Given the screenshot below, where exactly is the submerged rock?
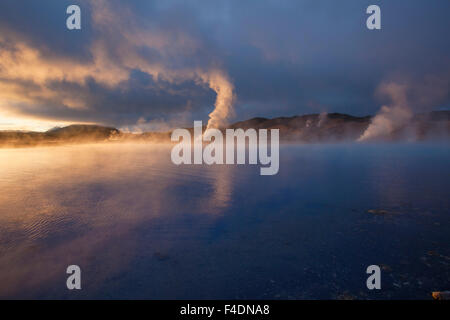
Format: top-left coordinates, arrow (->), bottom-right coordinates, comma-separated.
153,252 -> 170,261
432,291 -> 450,300
367,209 -> 389,215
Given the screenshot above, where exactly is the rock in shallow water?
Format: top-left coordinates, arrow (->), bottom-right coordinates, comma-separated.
432,291 -> 450,300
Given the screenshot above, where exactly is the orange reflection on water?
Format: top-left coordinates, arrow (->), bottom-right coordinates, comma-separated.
0,143 -> 236,298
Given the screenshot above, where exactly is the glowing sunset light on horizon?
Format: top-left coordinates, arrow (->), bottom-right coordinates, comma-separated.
0,111 -> 95,132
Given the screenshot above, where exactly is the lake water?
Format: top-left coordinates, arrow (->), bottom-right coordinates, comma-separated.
0,143 -> 449,299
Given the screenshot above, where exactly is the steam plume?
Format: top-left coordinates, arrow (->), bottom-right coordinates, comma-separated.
201,70 -> 236,130
358,82 -> 412,141
359,75 -> 449,141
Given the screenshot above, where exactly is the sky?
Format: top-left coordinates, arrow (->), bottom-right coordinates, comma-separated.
0,0 -> 449,131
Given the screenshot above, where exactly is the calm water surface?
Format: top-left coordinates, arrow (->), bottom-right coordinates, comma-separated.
0,143 -> 449,299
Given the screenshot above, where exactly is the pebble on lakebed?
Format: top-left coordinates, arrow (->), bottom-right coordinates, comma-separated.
153,252 -> 170,261
367,209 -> 389,215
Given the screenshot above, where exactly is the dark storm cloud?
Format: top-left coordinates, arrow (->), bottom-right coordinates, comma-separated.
0,0 -> 449,128
0,0 -> 95,61
222,0 -> 450,117
12,75 -> 213,124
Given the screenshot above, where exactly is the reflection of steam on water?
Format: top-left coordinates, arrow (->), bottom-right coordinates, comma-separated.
206,165 -> 234,212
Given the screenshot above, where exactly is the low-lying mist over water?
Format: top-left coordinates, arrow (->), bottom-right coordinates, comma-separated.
0,143 -> 448,299
1,111 -> 449,148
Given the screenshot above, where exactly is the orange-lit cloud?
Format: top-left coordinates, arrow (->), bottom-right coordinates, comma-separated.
0,0 -> 235,131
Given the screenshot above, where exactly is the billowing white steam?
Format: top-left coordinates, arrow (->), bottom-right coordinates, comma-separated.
359,75 -> 449,141
200,70 -> 235,130
318,112 -> 328,127
358,82 -> 412,141
93,0 -> 236,132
